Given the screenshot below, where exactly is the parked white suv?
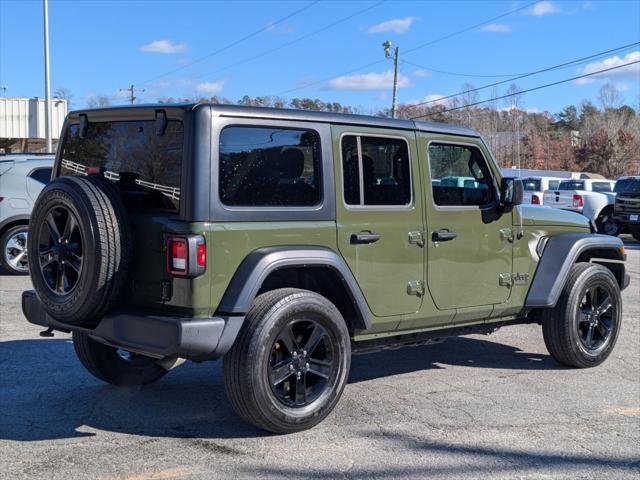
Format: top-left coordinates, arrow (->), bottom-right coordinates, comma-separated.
0,154 -> 54,274
521,176 -> 563,205
543,178 -> 618,235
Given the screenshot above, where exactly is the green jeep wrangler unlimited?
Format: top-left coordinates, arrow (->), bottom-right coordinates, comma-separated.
22,104 -> 629,433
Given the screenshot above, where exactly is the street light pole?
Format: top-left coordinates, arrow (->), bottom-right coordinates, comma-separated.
43,0 -> 53,153
383,41 -> 400,118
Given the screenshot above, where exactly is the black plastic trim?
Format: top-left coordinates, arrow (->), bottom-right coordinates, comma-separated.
22,290 -> 241,360
525,233 -> 626,308
218,246 -> 372,330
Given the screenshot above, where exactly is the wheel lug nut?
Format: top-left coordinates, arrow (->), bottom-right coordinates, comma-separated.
303,350 -> 307,356
289,364 -> 294,370
305,363 -> 309,369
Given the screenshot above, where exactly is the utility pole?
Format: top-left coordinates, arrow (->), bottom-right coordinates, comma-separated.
120,84 -> 144,104
43,0 -> 53,153
383,41 -> 400,118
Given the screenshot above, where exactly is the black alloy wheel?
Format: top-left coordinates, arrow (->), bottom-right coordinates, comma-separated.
268,319 -> 338,408
576,285 -> 616,355
37,206 -> 83,295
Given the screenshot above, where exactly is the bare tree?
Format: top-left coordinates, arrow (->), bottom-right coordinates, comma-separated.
86,95 -> 112,108
54,87 -> 73,109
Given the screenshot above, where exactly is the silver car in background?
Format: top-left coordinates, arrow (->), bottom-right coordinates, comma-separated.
0,154 -> 54,274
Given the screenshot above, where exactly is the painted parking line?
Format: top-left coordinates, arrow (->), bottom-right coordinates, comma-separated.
603,407 -> 640,415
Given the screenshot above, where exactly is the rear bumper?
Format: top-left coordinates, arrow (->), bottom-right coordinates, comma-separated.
21,290 -> 243,361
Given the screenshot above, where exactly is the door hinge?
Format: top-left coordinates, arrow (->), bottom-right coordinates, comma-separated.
498,273 -> 513,287
500,228 -> 514,242
407,280 -> 424,296
408,231 -> 424,247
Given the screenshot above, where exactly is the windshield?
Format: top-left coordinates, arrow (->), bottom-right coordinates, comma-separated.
523,178 -> 541,191
558,180 -> 584,190
614,178 -> 640,194
59,120 -> 183,212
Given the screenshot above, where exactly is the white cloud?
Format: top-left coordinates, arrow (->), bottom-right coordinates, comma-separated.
367,16 -> 418,34
265,22 -> 296,34
526,1 -> 561,16
410,94 -> 447,106
412,69 -> 432,78
480,23 -> 511,33
575,51 -> 640,85
328,70 -> 410,90
195,81 -> 225,93
140,40 -> 187,54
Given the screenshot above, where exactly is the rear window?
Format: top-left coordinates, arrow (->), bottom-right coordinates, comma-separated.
614,178 -> 640,194
523,178 -> 541,191
219,126 -> 321,207
592,182 -> 612,192
59,120 -> 184,212
548,180 -> 560,190
558,180 -> 584,190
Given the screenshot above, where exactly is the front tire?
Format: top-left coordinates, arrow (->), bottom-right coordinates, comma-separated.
72,332 -> 168,387
542,263 -> 622,368
595,210 -> 620,236
224,288 -> 351,433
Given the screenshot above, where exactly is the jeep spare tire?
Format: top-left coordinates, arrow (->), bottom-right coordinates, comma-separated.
27,176 -> 132,327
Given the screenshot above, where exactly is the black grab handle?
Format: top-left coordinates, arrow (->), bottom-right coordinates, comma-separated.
432,230 -> 457,242
350,232 -> 381,244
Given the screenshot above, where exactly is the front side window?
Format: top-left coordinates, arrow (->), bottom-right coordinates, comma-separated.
341,134 -> 411,206
60,120 -> 183,212
428,143 -> 494,207
219,126 -> 321,207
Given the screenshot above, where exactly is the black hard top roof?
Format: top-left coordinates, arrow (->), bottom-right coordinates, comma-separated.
68,103 -> 481,138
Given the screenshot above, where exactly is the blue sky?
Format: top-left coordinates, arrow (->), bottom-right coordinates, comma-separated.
1,0 -> 639,114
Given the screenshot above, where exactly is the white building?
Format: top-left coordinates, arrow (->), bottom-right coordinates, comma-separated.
0,97 -> 68,153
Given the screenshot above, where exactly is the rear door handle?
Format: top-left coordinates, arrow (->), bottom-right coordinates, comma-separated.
351,232 -> 381,244
432,230 -> 457,242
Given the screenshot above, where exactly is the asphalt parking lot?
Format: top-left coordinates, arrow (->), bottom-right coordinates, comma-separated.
1,236 -> 638,480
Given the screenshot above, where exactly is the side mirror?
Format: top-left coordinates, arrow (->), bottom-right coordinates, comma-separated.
500,177 -> 523,206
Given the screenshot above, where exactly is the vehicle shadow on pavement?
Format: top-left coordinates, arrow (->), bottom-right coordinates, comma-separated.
0,334 -> 561,442
248,431 -> 640,478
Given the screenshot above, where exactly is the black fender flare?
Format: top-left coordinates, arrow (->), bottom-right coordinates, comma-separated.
218,246 -> 372,330
525,233 -> 626,308
0,214 -> 30,233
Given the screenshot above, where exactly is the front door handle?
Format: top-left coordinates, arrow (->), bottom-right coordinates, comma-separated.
351,232 -> 381,244
432,230 -> 457,242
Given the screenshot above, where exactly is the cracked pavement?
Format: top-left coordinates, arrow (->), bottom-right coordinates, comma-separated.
1,236 -> 638,479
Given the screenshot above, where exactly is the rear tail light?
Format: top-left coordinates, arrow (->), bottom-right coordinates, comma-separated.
573,194 -> 583,208
166,235 -> 206,277
531,195 -> 540,205
0,197 -> 4,203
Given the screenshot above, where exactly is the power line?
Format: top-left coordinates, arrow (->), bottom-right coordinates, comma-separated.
406,41 -> 640,110
275,1 -> 540,96
137,0 -> 321,86
410,60 -> 640,119
199,1 -> 385,80
402,59 -> 525,78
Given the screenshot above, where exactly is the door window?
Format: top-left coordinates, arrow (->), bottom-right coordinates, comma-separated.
341,134 -> 411,206
428,143 -> 494,207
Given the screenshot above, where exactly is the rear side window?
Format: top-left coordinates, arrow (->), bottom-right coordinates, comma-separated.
559,180 -> 584,190
592,182 -> 612,192
60,120 -> 183,212
341,134 -> 411,206
428,143 -> 494,207
29,167 -> 52,184
219,126 -> 321,207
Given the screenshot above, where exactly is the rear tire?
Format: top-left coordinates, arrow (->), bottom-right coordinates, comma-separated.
224,288 -> 351,433
542,262 -> 622,368
72,331 -> 168,387
0,225 -> 29,275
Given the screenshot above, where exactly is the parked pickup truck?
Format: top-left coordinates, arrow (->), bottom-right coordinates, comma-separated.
522,176 -> 563,205
543,179 -> 618,235
613,176 -> 640,241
